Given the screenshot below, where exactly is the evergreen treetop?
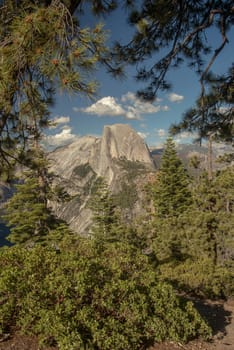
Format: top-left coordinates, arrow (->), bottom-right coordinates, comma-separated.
153,138 -> 192,218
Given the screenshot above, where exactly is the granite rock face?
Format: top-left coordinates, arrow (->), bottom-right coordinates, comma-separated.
50,124 -> 154,182
49,124 -> 155,234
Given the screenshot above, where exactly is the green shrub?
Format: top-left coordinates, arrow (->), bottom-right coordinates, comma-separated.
158,257 -> 234,299
116,158 -> 147,180
0,242 -> 211,350
113,182 -> 138,209
72,164 -> 94,178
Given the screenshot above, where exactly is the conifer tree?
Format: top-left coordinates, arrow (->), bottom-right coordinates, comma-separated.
153,138 -> 192,218
170,67 -> 234,144
114,1 -> 233,139
4,176 -> 51,245
116,1 -> 233,96
4,167 -> 72,246
0,0 -> 116,174
153,166 -> 234,298
89,178 -> 124,246
189,167 -> 234,265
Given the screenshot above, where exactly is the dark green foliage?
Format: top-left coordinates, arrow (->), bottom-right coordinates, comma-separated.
0,241 -> 211,350
146,138 -> 234,298
0,0 -> 114,172
170,68 -> 234,143
113,182 -> 138,209
114,1 -> 233,97
52,184 -> 71,202
72,163 -> 94,178
152,166 -> 234,298
89,178 -> 124,245
3,172 -> 72,246
191,168 -> 234,265
217,152 -> 234,164
116,157 -> 147,180
153,138 -> 192,218
158,257 -> 234,299
4,177 -> 52,244
113,1 -> 234,139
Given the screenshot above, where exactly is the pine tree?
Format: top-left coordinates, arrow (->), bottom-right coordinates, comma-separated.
190,167 -> 234,265
3,167 -> 72,246
153,138 -> 192,218
89,178 -> 124,246
114,2 -> 233,99
0,0 -> 115,173
153,167 -> 234,298
113,1 -> 233,140
170,68 -> 234,144
4,176 -> 52,245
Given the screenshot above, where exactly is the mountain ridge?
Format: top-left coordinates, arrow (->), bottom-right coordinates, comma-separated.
49,124 -> 155,233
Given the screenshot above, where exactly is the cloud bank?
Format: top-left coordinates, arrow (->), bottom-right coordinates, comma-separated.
44,126 -> 77,148
44,115 -> 78,149
74,92 -> 169,120
167,93 -> 184,103
49,115 -> 71,129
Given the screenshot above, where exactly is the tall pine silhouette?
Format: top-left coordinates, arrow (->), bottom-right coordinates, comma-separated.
153,138 -> 192,218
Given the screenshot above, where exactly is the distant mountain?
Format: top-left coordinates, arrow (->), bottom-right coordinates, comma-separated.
50,124 -> 154,186
150,142 -> 233,172
49,124 -> 155,234
1,124 -> 232,238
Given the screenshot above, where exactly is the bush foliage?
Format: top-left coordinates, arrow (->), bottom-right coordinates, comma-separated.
1,140 -> 233,349
0,241 -> 211,350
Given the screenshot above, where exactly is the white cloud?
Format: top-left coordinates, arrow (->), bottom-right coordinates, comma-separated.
121,91 -> 136,103
180,131 -> 193,139
122,91 -> 162,104
125,108 -> 140,120
44,127 -> 77,148
122,92 -> 161,114
79,96 -> 125,117
173,131 -> 198,144
74,92 -> 169,121
60,125 -> 71,131
167,93 -> 184,103
49,116 -> 70,128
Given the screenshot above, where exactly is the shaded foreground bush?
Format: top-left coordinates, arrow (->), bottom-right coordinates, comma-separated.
0,241 -> 211,350
158,257 -> 234,299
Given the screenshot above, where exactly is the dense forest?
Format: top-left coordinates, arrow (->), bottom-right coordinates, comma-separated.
0,138 -> 233,349
0,1 -> 233,349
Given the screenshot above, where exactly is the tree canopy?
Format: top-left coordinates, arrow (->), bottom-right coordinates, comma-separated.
114,0 -> 234,141
0,0 -> 117,175
0,0 -> 233,173
115,1 -> 233,97
170,66 -> 234,143
153,138 -> 192,218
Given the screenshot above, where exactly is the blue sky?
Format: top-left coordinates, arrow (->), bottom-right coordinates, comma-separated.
45,5 -> 233,149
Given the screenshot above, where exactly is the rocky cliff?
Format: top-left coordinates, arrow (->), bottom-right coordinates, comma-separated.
49,124 -> 155,234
